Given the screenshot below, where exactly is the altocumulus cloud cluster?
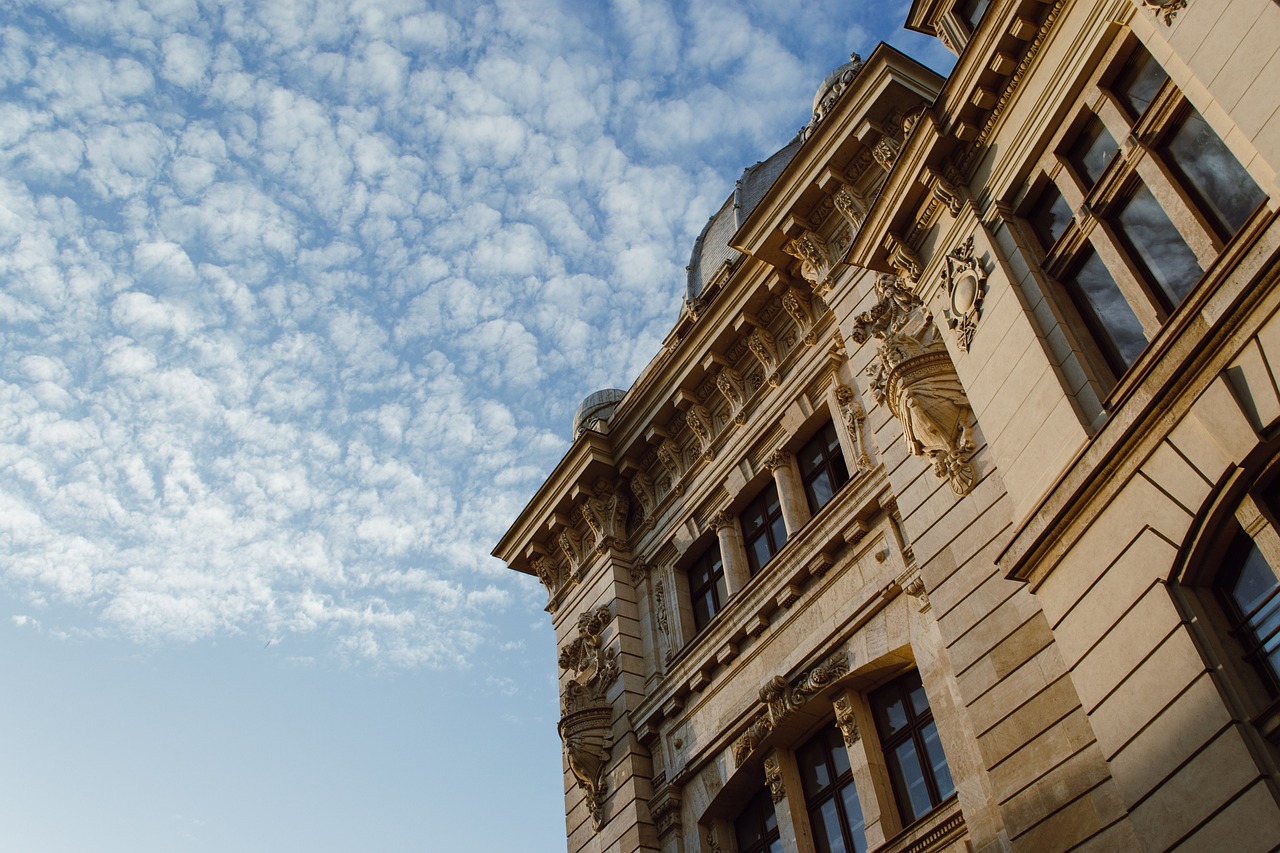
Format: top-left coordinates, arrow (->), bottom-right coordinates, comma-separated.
0,0 -> 895,666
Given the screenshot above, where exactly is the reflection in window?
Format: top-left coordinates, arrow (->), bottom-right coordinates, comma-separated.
688,544 -> 726,632
798,423 -> 851,515
1218,527 -> 1280,697
798,726 -> 867,853
1063,247 -> 1148,372
870,671 -> 955,826
1068,115 -> 1119,187
1027,182 -> 1072,252
1112,46 -> 1169,118
734,786 -> 783,853
1112,181 -> 1203,307
1163,107 -> 1266,238
742,482 -> 788,576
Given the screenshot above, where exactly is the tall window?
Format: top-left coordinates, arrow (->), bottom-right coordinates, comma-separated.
742,482 -> 788,575
798,423 -> 852,514
734,786 -> 783,853
1024,42 -> 1266,385
1212,481 -> 1280,702
688,543 -> 727,632
869,671 -> 955,825
797,726 -> 867,853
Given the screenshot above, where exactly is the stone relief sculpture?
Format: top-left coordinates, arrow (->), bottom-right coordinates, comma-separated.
872,135 -> 901,172
630,472 -> 656,524
782,286 -> 817,346
579,484 -> 630,552
652,577 -> 673,664
686,404 -> 715,461
833,695 -> 860,746
851,274 -> 978,496
657,439 -> 684,496
558,604 -> 620,831
833,184 -> 864,230
1141,0 -> 1185,25
834,383 -> 873,474
558,528 -> 585,578
783,231 -> 834,296
760,651 -> 850,725
764,752 -> 785,803
747,328 -> 781,387
732,711 -> 774,767
888,238 -> 922,284
715,367 -> 747,425
941,235 -> 988,352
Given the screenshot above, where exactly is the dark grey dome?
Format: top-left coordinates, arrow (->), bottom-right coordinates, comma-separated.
807,53 -> 864,138
684,134 -> 803,307
572,389 -> 626,438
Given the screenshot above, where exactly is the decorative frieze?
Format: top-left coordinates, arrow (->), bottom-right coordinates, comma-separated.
851,274 -> 978,496
941,235 -> 988,352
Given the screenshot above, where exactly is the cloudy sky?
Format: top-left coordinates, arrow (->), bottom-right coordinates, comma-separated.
0,1 -> 951,850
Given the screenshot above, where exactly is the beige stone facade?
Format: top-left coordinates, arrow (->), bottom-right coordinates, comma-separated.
493,1 -> 1280,851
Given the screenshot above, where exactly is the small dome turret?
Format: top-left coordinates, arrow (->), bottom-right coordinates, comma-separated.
572,389 -> 626,438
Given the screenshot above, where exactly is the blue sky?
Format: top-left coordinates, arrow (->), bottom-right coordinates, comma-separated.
0,1 -> 951,850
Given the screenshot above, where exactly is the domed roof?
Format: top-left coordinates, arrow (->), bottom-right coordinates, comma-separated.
572,388 -> 626,438
684,134 -> 803,307
807,53 -> 864,139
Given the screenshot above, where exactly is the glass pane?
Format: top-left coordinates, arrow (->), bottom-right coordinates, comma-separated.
920,721 -> 955,800
1230,541 -> 1276,615
693,589 -> 715,630
1113,181 -> 1203,307
1068,116 -> 1119,187
811,799 -> 847,853
908,680 -> 930,717
798,736 -> 833,796
748,536 -> 772,575
892,738 -> 934,823
839,781 -> 868,853
809,470 -> 835,511
1064,247 -> 1148,370
1028,182 -> 1072,251
1113,47 -> 1168,119
875,690 -> 909,737
1164,108 -> 1265,238
742,503 -> 766,537
735,787 -> 778,853
770,514 -> 788,552
828,730 -> 851,778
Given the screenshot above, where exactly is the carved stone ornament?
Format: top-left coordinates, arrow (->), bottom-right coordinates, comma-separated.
630,472 -> 656,522
851,274 -> 978,496
732,710 -> 775,767
1141,0 -> 1186,25
760,651 -> 851,726
805,53 -> 864,139
834,384 -> 873,474
941,235 -> 988,352
648,781 -> 682,837
558,528 -> 586,578
532,555 -> 566,613
653,577 -> 673,663
783,230 -> 834,296
715,366 -> 748,425
764,448 -> 789,474
888,238 -> 922,283
657,439 -> 684,496
764,752 -> 786,803
747,328 -> 781,387
834,695 -> 860,746
686,404 -> 715,461
833,184 -> 864,230
558,605 -> 620,832
872,135 -> 901,172
579,483 -> 630,552
782,286 -> 818,346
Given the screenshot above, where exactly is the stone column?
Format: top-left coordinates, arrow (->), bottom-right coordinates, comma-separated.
766,449 -> 811,533
712,510 -> 752,595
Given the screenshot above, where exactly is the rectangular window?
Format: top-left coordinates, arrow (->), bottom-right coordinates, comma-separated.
798,423 -> 851,514
1161,107 -> 1266,239
734,786 -> 783,853
954,0 -> 991,30
688,544 -> 727,632
742,482 -> 788,576
1062,247 -> 1148,372
870,671 -> 955,826
798,726 -> 867,853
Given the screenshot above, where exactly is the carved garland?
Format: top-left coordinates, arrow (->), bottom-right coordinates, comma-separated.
834,384 -> 873,474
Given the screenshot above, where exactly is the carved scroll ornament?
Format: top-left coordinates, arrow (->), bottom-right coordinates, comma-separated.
715,367 -> 747,425
760,651 -> 850,726
782,286 -> 817,346
851,275 -> 977,496
558,605 -> 620,831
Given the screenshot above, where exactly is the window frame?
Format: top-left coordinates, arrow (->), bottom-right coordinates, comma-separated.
797,724 -> 868,853
868,670 -> 956,827
797,421 -> 853,516
741,481 -> 788,576
733,785 -> 783,853
686,541 -> 727,633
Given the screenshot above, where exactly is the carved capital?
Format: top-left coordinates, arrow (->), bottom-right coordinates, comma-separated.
764,448 -> 789,474
764,752 -> 785,803
834,383 -> 872,474
833,695 -> 860,746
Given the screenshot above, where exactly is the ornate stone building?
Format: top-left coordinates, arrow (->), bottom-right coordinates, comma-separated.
493,1 -> 1280,850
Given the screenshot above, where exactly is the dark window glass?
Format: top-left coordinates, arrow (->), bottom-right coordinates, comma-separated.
1062,247 -> 1148,372
1112,180 -> 1203,307
1112,46 -> 1169,119
798,423 -> 851,514
1162,107 -> 1266,239
735,786 -> 783,853
1027,182 -> 1073,252
871,671 -> 955,826
798,726 -> 866,853
1068,115 -> 1119,188
688,544 -> 727,632
1218,529 -> 1280,697
955,0 -> 991,29
742,482 -> 787,575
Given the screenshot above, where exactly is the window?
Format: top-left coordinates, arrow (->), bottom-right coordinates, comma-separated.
954,0 -> 991,30
798,422 -> 852,514
798,726 -> 867,853
1217,519 -> 1280,699
734,786 -> 783,853
688,543 -> 727,632
869,671 -> 955,825
742,482 -> 788,575
1024,42 -> 1266,387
